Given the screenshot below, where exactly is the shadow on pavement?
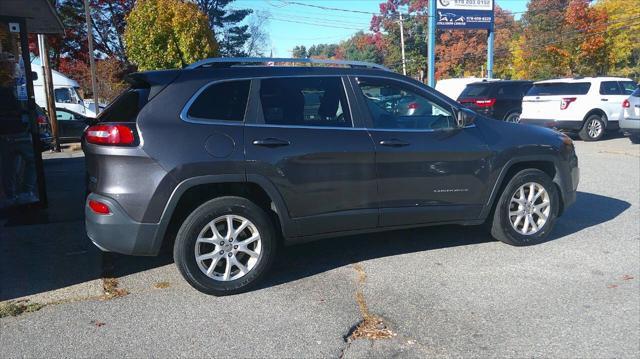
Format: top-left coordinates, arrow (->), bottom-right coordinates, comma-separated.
0,154 -> 632,300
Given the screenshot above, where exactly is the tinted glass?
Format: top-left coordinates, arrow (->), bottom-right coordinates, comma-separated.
459,84 -> 491,98
619,81 -> 637,95
357,78 -> 456,130
600,81 -> 621,95
188,80 -> 250,122
527,82 -> 591,96
54,88 -> 72,103
259,77 -> 351,127
632,87 -> 640,97
98,89 -> 143,123
496,83 -> 530,98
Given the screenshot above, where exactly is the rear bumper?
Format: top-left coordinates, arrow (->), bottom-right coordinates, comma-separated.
520,119 -> 583,131
85,193 -> 161,256
620,117 -> 640,131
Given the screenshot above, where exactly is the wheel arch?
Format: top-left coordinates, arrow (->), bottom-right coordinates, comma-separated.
151,175 -> 294,255
583,108 -> 608,126
481,157 -> 566,221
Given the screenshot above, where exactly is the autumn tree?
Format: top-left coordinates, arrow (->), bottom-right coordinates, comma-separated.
564,0 -> 608,76
124,0 -> 218,71
596,0 -> 640,79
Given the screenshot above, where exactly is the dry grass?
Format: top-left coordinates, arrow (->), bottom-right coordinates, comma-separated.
102,277 -> 129,299
0,300 -> 45,318
347,264 -> 395,341
154,281 -> 171,289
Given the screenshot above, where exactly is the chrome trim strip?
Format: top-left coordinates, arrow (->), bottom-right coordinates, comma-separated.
245,123 -> 366,131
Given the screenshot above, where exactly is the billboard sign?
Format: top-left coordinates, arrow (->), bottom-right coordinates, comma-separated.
436,0 -> 494,30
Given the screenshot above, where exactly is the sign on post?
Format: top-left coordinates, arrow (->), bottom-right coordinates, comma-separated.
435,0 -> 494,30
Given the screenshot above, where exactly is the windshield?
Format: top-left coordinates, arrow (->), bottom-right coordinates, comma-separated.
527,82 -> 591,96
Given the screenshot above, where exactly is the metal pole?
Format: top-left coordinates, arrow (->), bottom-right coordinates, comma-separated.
427,0 -> 436,87
38,34 -> 60,152
84,0 -> 100,115
487,28 -> 494,79
398,12 -> 407,76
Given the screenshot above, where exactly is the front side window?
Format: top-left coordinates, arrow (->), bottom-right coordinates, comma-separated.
259,77 -> 351,127
357,78 -> 456,130
187,80 -> 250,122
600,81 -> 621,95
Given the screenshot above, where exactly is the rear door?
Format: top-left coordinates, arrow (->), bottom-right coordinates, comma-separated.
244,76 -> 378,237
351,76 -> 492,227
521,82 -> 591,121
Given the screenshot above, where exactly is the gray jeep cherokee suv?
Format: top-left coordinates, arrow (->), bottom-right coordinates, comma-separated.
83,58 -> 579,295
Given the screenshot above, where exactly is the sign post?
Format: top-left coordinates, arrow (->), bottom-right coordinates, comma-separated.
432,0 -> 495,82
427,0 -> 436,87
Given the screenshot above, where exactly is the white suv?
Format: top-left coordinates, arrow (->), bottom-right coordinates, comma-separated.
621,87 -> 640,143
520,77 -> 637,141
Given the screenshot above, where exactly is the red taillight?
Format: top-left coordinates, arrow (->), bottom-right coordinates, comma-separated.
474,98 -> 496,107
85,124 -> 135,145
407,102 -> 418,110
560,97 -> 577,110
623,99 -> 630,108
37,115 -> 48,125
88,200 -> 111,215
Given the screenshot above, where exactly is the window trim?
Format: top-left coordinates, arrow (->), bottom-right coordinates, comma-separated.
350,75 -> 461,132
180,78 -> 251,125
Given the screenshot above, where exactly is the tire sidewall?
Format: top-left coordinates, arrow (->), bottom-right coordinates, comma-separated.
174,197 -> 276,295
495,170 -> 559,246
504,111 -> 521,123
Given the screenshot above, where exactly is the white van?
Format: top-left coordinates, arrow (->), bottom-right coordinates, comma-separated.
31,57 -> 97,118
520,77 -> 636,141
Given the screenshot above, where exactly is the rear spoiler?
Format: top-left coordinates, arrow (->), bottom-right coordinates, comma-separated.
124,70 -> 181,100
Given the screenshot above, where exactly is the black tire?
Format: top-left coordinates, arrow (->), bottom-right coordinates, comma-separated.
504,111 -> 521,123
490,169 -> 559,246
174,196 -> 277,295
578,114 -> 606,141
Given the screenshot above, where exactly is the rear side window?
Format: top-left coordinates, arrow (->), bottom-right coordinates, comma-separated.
187,80 -> 250,121
459,84 -> 491,98
527,82 -> 591,96
632,87 -> 640,97
600,81 -> 621,95
496,83 -> 531,98
98,89 -> 145,122
620,81 -> 637,95
259,77 -> 351,128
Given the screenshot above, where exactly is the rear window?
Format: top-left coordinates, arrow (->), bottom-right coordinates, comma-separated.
527,82 -> 591,96
459,84 -> 491,98
98,89 -> 146,122
187,80 -> 250,122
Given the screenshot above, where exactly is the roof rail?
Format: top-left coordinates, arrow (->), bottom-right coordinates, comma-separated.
185,57 -> 390,71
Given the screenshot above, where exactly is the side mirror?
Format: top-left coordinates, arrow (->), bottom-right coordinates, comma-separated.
31,71 -> 38,81
455,108 -> 476,128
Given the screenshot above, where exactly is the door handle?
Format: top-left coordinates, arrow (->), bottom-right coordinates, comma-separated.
601,98 -> 609,102
252,138 -> 291,147
379,139 -> 410,147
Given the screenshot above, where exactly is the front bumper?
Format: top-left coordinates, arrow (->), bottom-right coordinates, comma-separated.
85,193 -> 161,256
520,119 -> 583,131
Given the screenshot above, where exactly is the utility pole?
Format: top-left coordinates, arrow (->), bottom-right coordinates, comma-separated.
427,0 -> 436,87
84,0 -> 100,115
487,28 -> 494,79
37,34 -> 59,152
398,12 -> 407,76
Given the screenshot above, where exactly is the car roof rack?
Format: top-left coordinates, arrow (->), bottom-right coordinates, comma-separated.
186,57 -> 390,71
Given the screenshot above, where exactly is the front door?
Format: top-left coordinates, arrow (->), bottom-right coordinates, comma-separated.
351,76 -> 492,227
56,109 -> 88,141
244,76 -> 378,237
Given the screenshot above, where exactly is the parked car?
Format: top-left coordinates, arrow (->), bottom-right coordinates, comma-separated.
55,108 -> 93,143
435,77 -> 497,100
621,86 -> 640,143
83,58 -> 579,295
457,80 -> 533,123
520,77 -> 637,141
34,106 -> 53,151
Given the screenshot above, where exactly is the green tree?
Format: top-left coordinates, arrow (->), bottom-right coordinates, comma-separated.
194,0 -> 252,57
291,45 -> 307,58
124,0 -> 218,71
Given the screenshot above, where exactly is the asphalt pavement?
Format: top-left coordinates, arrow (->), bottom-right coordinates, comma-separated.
1,136 -> 638,358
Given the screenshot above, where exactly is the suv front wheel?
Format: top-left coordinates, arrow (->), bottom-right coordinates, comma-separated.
490,169 -> 559,246
174,196 -> 277,295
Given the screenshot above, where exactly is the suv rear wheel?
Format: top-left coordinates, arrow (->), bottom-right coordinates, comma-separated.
174,196 -> 277,295
504,111 -> 521,123
578,114 -> 605,141
490,169 -> 559,246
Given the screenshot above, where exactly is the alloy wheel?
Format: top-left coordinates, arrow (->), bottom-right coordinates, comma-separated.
194,215 -> 262,281
508,182 -> 551,235
587,118 -> 603,139
506,113 -> 521,123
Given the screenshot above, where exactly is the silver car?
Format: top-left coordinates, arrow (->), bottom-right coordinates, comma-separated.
621,86 -> 640,143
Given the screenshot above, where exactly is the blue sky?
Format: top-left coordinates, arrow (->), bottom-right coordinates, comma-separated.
234,0 -> 529,57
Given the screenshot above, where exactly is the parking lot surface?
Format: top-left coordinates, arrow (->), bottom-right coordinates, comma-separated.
1,137 -> 639,358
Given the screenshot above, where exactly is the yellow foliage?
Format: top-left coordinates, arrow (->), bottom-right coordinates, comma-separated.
124,0 -> 218,71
